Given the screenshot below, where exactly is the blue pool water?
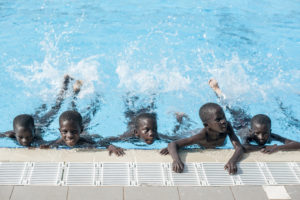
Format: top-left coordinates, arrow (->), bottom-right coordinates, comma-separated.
0,0 -> 299,149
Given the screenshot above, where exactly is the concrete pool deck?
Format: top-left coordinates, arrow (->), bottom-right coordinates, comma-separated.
1,148 -> 300,162
1,149 -> 300,200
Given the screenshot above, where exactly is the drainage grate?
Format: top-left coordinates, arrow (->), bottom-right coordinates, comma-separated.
170,163 -> 200,186
26,162 -> 63,185
202,163 -> 235,186
0,162 -> 300,186
62,162 -> 97,186
293,162 -> 300,181
0,162 -> 28,185
136,163 -> 164,186
265,162 -> 300,185
237,163 -> 267,185
101,163 -> 130,186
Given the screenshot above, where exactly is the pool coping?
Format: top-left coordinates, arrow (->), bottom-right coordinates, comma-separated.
0,148 -> 300,162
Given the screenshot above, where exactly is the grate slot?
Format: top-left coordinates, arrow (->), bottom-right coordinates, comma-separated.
237,163 -> 267,185
202,163 -> 234,186
170,163 -> 200,186
266,162 -> 299,185
26,162 -> 63,185
62,162 -> 96,186
102,163 -> 129,186
136,163 -> 164,186
0,162 -> 28,185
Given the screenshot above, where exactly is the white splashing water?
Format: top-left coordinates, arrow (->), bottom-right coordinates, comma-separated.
6,27 -> 102,100
7,55 -> 102,100
116,39 -> 191,94
116,59 -> 191,94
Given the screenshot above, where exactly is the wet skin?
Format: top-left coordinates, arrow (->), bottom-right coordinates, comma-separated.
59,120 -> 82,147
204,109 -> 228,147
250,123 -> 270,146
167,107 -> 243,174
135,117 -> 158,144
14,126 -> 34,147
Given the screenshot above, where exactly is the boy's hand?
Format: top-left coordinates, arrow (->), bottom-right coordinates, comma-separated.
108,145 -> 125,156
160,148 -> 169,155
40,144 -> 50,149
261,144 -> 278,154
172,160 -> 184,173
224,160 -> 238,174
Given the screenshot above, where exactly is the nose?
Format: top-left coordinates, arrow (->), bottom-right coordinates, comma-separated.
66,132 -> 74,139
148,130 -> 155,137
257,134 -> 263,140
220,119 -> 227,125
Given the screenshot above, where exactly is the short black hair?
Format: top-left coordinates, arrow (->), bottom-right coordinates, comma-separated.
251,114 -> 271,128
199,102 -> 223,123
13,114 -> 34,130
134,112 -> 157,128
59,110 -> 83,127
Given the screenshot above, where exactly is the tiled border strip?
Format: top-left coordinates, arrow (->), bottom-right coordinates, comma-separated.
1,162 -> 300,186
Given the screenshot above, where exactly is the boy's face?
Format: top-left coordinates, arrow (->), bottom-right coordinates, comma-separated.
135,117 -> 158,145
14,126 -> 34,147
59,120 -> 82,147
250,122 -> 270,145
206,108 -> 228,133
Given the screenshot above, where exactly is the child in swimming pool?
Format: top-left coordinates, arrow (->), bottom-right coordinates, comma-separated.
165,102 -> 243,174
168,103 -> 243,174
0,75 -> 72,147
100,94 -> 184,152
44,110 -> 124,156
209,78 -> 300,153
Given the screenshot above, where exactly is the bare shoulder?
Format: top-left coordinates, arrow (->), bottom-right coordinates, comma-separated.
79,136 -> 96,145
177,128 -> 206,144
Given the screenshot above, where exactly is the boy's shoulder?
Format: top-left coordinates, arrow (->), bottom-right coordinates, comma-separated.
193,127 -> 209,140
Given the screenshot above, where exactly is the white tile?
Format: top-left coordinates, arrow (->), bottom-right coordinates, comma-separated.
263,186 -> 291,199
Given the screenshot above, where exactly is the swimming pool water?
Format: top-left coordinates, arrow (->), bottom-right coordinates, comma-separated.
0,0 -> 299,149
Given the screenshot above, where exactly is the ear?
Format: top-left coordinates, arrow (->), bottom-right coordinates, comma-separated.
134,129 -> 139,138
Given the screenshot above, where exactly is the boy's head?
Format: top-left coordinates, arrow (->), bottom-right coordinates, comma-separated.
199,103 -> 228,133
250,114 -> 271,145
13,114 -> 35,146
59,110 -> 83,147
134,113 -> 158,145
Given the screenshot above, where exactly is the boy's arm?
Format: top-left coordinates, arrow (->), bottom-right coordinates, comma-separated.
37,75 -> 72,127
238,128 -> 264,152
168,131 -> 205,173
98,135 -> 126,157
261,133 -> 300,154
0,131 -> 15,138
226,124 -> 244,174
40,138 -> 62,149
